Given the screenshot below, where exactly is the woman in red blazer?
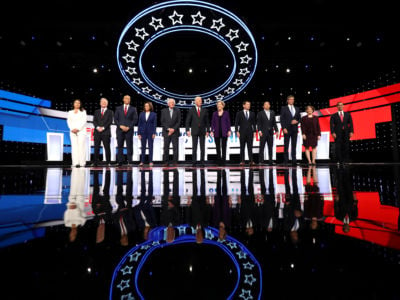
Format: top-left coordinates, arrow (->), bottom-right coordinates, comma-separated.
301,105 -> 321,165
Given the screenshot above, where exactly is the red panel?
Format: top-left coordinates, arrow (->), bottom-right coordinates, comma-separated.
329,83 -> 400,106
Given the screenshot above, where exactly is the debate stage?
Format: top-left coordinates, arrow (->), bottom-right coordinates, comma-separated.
1,162 -> 399,300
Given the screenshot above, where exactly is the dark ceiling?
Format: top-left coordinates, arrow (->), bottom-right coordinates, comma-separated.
1,0 -> 399,109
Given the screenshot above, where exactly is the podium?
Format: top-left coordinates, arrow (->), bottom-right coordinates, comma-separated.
46,132 -> 64,161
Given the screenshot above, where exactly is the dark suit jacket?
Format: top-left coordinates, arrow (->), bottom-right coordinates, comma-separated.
160,107 -> 181,136
93,108 -> 114,136
330,111 -> 354,136
114,105 -> 138,131
235,110 -> 256,134
211,110 -> 231,138
257,110 -> 278,135
280,105 -> 301,130
185,106 -> 210,136
138,112 -> 157,136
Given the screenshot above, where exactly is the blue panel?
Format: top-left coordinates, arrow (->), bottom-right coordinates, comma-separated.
0,89 -> 51,108
0,99 -> 40,114
3,126 -> 50,143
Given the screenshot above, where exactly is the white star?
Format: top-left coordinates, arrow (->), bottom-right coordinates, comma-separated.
235,41 -> 249,52
226,241 -> 237,249
210,18 -> 225,32
177,225 -> 186,235
142,86 -> 152,94
169,10 -> 183,25
224,87 -> 235,94
117,279 -> 130,291
125,40 -> 139,51
233,78 -> 244,86
122,54 -> 135,63
244,274 -> 257,286
239,288 -> 253,300
121,293 -> 135,300
149,17 -> 164,31
239,68 -> 250,76
120,265 -> 133,275
135,27 -> 149,40
152,240 -> 160,246
132,78 -> 143,85
178,100 -> 187,105
240,55 -> 252,64
153,93 -> 162,100
191,11 -> 206,26
203,98 -> 212,104
129,252 -> 142,262
237,251 -> 247,259
125,67 -> 137,75
215,94 -> 224,101
243,262 -> 254,270
140,244 -> 151,250
205,229 -> 214,240
225,29 -> 239,41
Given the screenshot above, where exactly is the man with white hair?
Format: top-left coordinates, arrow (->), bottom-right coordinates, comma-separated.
160,98 -> 181,166
92,97 -> 113,166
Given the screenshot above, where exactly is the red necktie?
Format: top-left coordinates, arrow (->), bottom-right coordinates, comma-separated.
340,112 -> 344,122
124,105 -> 127,116
197,108 -> 200,117
101,109 -> 104,117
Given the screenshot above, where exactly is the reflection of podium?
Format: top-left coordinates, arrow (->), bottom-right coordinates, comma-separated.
46,132 -> 64,161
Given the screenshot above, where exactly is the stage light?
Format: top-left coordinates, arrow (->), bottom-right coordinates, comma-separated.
31,36 -> 35,40
91,35 -> 96,40
189,265 -> 193,272
275,65 -> 279,68
310,36 -> 315,41
286,68 -> 291,73
93,68 -> 98,73
188,68 -> 193,73
307,91 -> 311,94
288,36 -> 292,40
356,42 -> 362,47
290,263 -> 294,269
56,41 -> 62,47
346,37 -> 350,41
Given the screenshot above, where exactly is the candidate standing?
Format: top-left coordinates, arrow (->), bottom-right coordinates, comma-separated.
330,102 -> 354,164
257,101 -> 278,165
186,96 -> 210,166
114,95 -> 138,166
138,102 -> 157,167
92,97 -> 113,166
280,95 -> 301,164
301,105 -> 321,165
160,98 -> 181,166
67,99 -> 87,168
235,100 -> 256,166
211,101 -> 231,164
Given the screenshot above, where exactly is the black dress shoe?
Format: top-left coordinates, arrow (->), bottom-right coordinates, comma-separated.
117,162 -> 123,167
91,162 -> 98,167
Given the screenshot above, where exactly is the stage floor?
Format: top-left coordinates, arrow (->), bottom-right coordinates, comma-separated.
0,164 -> 399,299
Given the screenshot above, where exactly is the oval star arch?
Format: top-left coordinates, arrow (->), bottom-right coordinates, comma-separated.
116,0 -> 258,108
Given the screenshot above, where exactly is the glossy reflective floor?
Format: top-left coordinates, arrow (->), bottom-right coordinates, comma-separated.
1,164 -> 400,300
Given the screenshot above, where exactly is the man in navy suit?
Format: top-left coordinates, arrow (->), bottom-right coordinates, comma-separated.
330,102 -> 354,164
92,97 -> 113,166
114,95 -> 138,166
235,100 -> 256,166
257,101 -> 278,165
280,95 -> 301,164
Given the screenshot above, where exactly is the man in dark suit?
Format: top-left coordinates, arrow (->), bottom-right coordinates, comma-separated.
114,95 -> 138,166
235,100 -> 256,166
161,98 -> 181,166
280,95 -> 301,165
330,101 -> 354,164
257,101 -> 278,165
185,96 -> 210,166
92,97 -> 113,166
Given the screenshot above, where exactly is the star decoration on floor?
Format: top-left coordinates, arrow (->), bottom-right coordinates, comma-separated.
125,40 -> 140,51
226,241 -> 237,249
233,78 -> 244,86
135,27 -> 149,40
125,67 -> 137,75
191,11 -> 206,26
169,10 -> 184,25
224,87 -> 235,94
153,93 -> 162,100
140,244 -> 151,250
149,17 -> 164,31
141,87 -> 152,94
129,252 -> 142,262
237,251 -> 247,259
121,293 -> 135,300
120,265 -> 133,275
243,262 -> 255,270
239,289 -> 253,300
210,18 -> 225,32
244,274 -> 257,286
215,94 -> 224,101
117,279 -> 130,291
239,68 -> 250,76
132,78 -> 143,85
205,229 -> 214,239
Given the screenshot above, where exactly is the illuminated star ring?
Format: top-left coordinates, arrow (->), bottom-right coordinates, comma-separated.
116,0 -> 258,108
110,224 -> 262,299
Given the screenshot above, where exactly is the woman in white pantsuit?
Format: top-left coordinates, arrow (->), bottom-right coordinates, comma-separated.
67,99 -> 87,167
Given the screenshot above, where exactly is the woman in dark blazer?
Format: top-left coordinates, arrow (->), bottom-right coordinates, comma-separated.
211,101 -> 231,164
138,102 -> 157,166
301,105 -> 321,165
